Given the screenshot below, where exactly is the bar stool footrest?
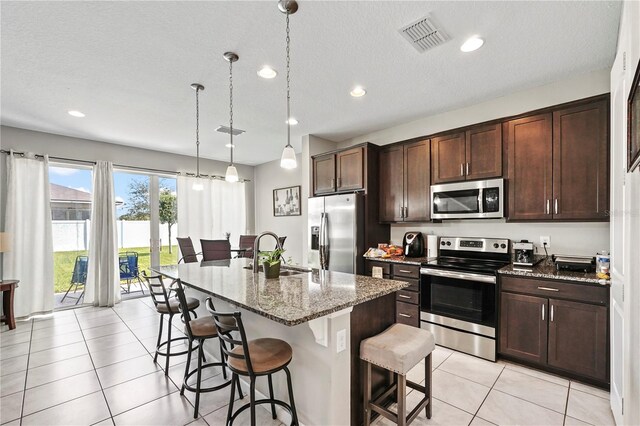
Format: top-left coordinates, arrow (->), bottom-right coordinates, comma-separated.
182,361 -> 232,393
229,399 -> 296,426
155,336 -> 193,357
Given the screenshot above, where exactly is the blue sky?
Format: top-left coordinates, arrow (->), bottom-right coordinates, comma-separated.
49,165 -> 176,217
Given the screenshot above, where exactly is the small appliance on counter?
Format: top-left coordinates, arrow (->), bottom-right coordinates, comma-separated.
403,232 -> 424,257
552,255 -> 596,273
513,240 -> 538,267
426,235 -> 438,259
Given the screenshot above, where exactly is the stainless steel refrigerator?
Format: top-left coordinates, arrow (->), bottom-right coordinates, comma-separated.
308,193 -> 364,274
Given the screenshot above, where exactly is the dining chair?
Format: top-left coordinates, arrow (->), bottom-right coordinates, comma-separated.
238,235 -> 257,258
177,237 -> 200,263
200,239 -> 232,261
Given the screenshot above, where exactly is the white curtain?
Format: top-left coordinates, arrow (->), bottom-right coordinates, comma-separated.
84,161 -> 120,306
3,152 -> 55,317
177,176 -> 247,249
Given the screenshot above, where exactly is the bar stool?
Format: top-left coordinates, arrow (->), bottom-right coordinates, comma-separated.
142,273 -> 200,375
172,281 -> 244,418
360,324 -> 434,426
207,301 -> 299,426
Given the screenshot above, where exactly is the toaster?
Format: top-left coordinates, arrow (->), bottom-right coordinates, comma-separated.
403,232 -> 424,258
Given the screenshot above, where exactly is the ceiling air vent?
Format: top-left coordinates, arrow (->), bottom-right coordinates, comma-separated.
399,14 -> 449,53
215,125 -> 245,136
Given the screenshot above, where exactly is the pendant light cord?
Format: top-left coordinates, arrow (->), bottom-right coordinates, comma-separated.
286,11 -> 291,148
195,86 -> 200,178
229,58 -> 234,166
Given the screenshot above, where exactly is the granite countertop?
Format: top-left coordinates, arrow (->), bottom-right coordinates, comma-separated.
364,256 -> 433,266
153,259 -> 409,326
498,258 -> 610,286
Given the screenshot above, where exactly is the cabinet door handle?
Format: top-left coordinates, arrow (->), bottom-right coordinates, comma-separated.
460,164 -> 464,176
404,207 -> 408,218
546,200 -> 550,215
542,304 -> 545,321
400,205 -> 404,219
330,178 -> 335,188
337,177 -> 342,188
550,305 -> 554,322
398,269 -> 412,273
537,286 -> 559,292
554,199 -> 558,215
398,313 -> 412,318
466,162 -> 470,175
398,294 -> 412,299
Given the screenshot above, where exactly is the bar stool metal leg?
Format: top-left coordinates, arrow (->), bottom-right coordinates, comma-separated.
268,374 -> 277,419
425,354 -> 432,419
249,378 -> 257,425
284,366 -> 299,426
154,313 -> 164,364
165,313 -> 173,373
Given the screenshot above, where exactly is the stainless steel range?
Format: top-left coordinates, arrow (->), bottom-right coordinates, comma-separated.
420,237 -> 510,361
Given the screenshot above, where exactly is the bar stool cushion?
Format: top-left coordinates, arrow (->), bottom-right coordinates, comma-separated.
157,296 -> 199,314
360,324 -> 435,375
186,316 -> 217,337
228,338 -> 292,374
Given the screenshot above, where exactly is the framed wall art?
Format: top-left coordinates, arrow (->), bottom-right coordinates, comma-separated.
273,185 -> 301,217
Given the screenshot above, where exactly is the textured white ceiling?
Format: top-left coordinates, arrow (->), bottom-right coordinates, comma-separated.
1,1 -> 621,165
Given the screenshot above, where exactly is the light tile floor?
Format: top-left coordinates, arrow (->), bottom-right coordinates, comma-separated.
0,299 -> 615,426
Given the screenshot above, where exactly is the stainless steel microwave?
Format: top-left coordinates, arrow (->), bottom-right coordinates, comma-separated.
431,178 -> 504,219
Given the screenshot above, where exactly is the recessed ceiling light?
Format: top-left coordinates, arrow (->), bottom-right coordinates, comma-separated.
460,36 -> 484,52
286,117 -> 299,125
68,110 -> 85,117
225,143 -> 235,148
257,66 -> 277,79
350,86 -> 366,97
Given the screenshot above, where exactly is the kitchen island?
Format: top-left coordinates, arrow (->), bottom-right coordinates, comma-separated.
154,259 -> 409,425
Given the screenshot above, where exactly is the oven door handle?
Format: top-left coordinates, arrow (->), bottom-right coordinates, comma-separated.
420,268 -> 496,284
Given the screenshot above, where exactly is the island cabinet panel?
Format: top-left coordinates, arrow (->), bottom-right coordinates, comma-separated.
465,123 -> 502,180
431,132 -> 466,184
313,153 -> 336,195
378,139 -> 430,223
552,100 -> 609,220
506,113 -> 553,220
379,146 -> 405,222
499,275 -> 610,386
336,147 -> 364,191
548,299 -> 608,382
499,292 -> 548,365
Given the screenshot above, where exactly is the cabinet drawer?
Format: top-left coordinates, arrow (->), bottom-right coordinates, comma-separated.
396,290 -> 419,304
501,276 -> 608,305
365,261 -> 391,277
396,301 -> 420,327
392,264 -> 420,279
397,278 -> 420,292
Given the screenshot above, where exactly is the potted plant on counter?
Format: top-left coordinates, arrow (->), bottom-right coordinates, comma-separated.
259,248 -> 285,279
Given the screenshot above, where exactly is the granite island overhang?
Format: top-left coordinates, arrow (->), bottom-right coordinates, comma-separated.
153,258 -> 409,425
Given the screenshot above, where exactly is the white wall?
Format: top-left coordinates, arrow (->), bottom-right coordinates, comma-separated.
0,125 -> 256,234
253,154 -> 304,265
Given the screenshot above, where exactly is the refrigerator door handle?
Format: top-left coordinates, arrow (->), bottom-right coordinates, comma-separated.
319,212 -> 329,270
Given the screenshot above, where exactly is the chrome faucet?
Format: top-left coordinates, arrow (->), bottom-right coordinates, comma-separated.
253,231 -> 284,273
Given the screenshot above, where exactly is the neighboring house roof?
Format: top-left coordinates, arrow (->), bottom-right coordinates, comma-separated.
50,183 -> 91,204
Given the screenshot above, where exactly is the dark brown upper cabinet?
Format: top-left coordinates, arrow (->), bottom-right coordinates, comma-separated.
507,97 -> 609,221
379,139 -> 430,222
552,100 -> 609,220
431,124 -> 502,184
336,147 -> 364,191
313,153 -> 337,195
311,144 -> 379,197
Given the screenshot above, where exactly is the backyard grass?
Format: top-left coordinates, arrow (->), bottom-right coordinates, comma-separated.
53,246 -> 178,293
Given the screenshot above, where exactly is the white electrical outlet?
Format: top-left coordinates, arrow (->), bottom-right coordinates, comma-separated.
336,329 -> 346,353
540,236 -> 551,248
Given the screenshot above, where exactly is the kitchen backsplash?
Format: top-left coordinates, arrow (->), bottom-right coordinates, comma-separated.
390,220 -> 609,257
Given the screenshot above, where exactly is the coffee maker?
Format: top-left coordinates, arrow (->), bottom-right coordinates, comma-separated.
403,232 -> 424,257
513,240 -> 535,266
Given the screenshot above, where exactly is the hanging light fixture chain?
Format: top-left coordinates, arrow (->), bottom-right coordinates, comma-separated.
195,85 -> 200,178
286,11 -> 291,148
229,58 -> 234,165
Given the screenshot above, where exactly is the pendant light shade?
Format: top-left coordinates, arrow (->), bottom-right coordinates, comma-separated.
225,165 -> 239,182
280,145 -> 297,169
190,83 -> 205,191
279,0 -> 298,170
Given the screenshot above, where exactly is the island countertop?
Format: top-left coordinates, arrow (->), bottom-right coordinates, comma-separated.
153,259 -> 409,326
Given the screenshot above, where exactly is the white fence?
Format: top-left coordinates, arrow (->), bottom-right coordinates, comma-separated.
52,220 -> 177,252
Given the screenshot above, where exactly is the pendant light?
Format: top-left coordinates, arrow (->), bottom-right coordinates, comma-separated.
224,52 -> 239,183
190,83 -> 205,191
279,0 -> 298,169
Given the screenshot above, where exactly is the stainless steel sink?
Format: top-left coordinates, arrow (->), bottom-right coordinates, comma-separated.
243,265 -> 309,276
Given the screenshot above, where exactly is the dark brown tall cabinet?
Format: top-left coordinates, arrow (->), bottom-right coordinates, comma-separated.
431,123 -> 502,184
499,276 -> 609,386
506,97 -> 609,221
379,139 -> 430,222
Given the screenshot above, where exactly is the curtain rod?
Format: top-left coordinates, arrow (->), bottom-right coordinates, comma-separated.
0,149 -> 251,182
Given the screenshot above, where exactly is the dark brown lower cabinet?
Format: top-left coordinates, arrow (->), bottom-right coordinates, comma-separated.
548,299 -> 608,382
499,276 -> 609,386
499,292 -> 548,365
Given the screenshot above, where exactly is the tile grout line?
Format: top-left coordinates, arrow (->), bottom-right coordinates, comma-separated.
468,362 -> 505,425
18,319 -> 34,426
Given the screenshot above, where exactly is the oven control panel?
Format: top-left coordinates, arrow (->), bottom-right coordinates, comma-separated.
440,237 -> 510,254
